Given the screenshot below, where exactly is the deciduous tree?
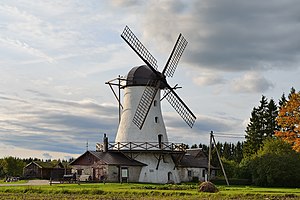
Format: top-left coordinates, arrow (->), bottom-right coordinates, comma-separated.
250,138 -> 300,187
275,90 -> 300,152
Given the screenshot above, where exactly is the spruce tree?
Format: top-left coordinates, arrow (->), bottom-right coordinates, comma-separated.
243,95 -> 278,157
234,141 -> 243,163
265,99 -> 278,137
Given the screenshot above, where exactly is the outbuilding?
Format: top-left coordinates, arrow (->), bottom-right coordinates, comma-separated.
23,160 -> 68,179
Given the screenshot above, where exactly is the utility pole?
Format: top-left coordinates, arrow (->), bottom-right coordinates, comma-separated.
211,132 -> 229,186
208,131 -> 213,181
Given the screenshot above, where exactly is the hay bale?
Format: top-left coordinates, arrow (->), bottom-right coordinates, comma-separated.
198,181 -> 219,193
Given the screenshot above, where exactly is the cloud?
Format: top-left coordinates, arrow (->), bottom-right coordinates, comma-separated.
192,71 -> 226,86
0,93 -> 118,154
0,37 -> 55,63
231,72 -> 274,93
163,112 -> 244,145
141,0 -> 300,72
42,153 -> 52,160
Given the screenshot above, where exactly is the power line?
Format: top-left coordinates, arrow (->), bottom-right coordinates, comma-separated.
213,132 -> 245,139
214,135 -> 245,139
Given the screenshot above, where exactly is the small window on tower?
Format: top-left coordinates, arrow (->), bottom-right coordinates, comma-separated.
155,117 -> 158,123
153,100 -> 157,107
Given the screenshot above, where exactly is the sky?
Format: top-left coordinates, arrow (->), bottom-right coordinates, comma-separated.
0,0 -> 299,160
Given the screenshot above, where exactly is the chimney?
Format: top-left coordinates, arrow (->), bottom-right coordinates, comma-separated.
103,133 -> 108,152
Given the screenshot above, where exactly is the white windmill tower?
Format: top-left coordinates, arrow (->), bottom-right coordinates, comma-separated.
106,26 -> 196,183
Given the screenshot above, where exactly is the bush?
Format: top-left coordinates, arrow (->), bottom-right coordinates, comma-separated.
250,153 -> 300,187
250,138 -> 300,187
198,181 -> 218,193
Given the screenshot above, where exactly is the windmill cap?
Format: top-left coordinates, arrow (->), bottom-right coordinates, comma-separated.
125,65 -> 166,88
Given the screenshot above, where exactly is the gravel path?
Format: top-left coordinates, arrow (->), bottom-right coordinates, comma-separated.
0,179 -> 50,186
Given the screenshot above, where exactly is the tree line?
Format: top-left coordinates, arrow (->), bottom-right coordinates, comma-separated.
0,157 -> 73,178
188,87 -> 300,187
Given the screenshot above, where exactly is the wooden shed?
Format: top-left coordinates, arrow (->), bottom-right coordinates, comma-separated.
23,160 -> 68,179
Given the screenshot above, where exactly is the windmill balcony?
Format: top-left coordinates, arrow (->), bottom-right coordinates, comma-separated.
96,142 -> 187,153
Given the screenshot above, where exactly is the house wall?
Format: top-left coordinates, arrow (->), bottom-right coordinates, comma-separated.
126,152 -> 180,184
178,167 -> 206,182
23,163 -> 42,178
71,164 -> 142,183
127,166 -> 142,182
24,162 -> 66,180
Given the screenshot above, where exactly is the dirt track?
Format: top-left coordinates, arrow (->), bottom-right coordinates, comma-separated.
0,179 -> 49,186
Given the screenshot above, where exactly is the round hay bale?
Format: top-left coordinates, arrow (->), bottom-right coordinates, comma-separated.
198,181 -> 219,193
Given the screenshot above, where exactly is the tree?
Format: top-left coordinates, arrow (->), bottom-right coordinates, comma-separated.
243,96 -> 278,157
233,141 -> 243,163
250,138 -> 300,187
265,99 -> 278,136
0,159 -> 6,178
275,90 -> 300,152
222,142 -> 231,160
279,93 -> 287,108
0,157 -> 26,178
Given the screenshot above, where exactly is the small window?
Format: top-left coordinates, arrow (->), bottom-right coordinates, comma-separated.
77,169 -> 82,175
188,170 -> 192,177
153,100 -> 157,107
155,117 -> 158,123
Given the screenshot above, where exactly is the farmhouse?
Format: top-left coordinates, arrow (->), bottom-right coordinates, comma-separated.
23,160 -> 69,179
70,150 -> 145,182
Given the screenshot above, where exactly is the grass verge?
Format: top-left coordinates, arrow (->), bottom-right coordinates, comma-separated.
0,183 -> 299,200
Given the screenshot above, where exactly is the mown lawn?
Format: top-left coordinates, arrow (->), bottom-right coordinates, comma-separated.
0,180 -> 28,184
0,183 -> 299,199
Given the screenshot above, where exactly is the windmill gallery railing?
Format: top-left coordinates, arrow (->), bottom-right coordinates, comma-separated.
96,142 -> 187,153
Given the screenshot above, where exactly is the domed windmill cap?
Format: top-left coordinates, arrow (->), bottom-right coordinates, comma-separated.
125,65 -> 166,89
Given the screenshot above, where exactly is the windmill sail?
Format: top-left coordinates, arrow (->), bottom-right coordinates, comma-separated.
133,80 -> 160,129
121,26 -> 158,71
162,34 -> 188,78
164,88 -> 196,128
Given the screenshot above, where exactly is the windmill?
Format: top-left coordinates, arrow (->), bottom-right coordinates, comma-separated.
120,26 -> 196,130
105,26 -> 197,183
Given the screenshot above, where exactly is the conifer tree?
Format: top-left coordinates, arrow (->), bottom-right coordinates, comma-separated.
243,95 -> 278,157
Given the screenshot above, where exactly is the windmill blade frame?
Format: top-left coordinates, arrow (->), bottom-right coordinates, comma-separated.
162,34 -> 188,78
132,80 -> 160,129
164,87 -> 196,128
121,26 -> 159,72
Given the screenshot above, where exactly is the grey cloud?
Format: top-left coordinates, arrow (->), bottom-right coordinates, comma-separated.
192,73 -> 226,86
164,113 -> 241,133
42,153 -> 52,159
143,0 -> 300,72
231,72 -> 274,93
111,0 -> 143,7
0,93 -> 118,154
26,89 -> 51,98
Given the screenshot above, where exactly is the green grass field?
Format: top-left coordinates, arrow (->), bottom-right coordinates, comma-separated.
0,183 -> 299,200
0,180 -> 28,184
